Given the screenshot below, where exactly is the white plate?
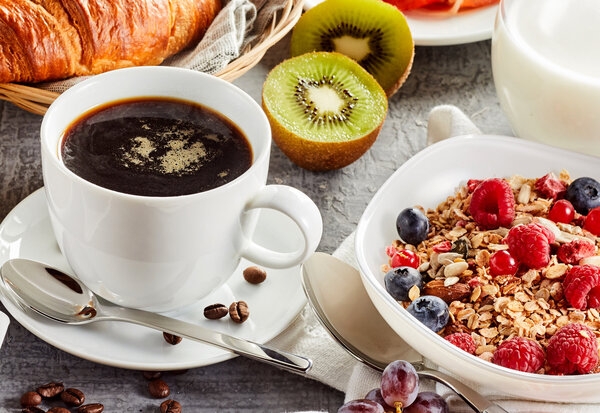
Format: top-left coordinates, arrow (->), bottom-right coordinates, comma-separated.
0,189 -> 307,370
355,135 -> 600,402
302,0 -> 498,46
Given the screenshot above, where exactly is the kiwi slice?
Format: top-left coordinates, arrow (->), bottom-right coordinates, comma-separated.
262,51 -> 387,171
290,0 -> 414,96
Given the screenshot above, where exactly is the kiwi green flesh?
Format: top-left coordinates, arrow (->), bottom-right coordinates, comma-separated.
290,0 -> 413,94
263,52 -> 387,143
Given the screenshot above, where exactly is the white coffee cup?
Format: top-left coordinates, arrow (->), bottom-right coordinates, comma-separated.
41,66 -> 322,312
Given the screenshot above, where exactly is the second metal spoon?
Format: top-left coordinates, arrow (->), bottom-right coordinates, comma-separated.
301,252 -> 508,413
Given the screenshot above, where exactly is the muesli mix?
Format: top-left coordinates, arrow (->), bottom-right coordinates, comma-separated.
384,171 -> 600,375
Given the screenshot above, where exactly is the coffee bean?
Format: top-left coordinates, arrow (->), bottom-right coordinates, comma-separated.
161,399 -> 182,413
78,403 -> 105,413
20,391 -> 41,407
48,408 -> 70,413
148,379 -> 170,398
21,407 -> 44,413
243,266 -> 267,284
37,381 -> 64,398
203,303 -> 228,320
143,370 -> 162,380
229,301 -> 249,323
61,387 -> 85,406
163,332 -> 182,345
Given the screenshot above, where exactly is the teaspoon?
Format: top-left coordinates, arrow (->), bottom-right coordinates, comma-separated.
301,252 -> 508,413
0,258 -> 312,373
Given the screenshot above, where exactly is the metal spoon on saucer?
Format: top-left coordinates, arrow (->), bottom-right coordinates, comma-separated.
0,258 -> 311,373
301,252 -> 508,413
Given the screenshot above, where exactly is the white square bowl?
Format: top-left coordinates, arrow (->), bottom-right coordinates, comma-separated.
355,134 -> 600,402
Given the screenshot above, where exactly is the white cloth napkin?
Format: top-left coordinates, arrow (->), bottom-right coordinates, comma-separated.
270,105 -> 600,413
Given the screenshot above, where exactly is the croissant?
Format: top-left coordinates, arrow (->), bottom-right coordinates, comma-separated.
0,0 -> 221,83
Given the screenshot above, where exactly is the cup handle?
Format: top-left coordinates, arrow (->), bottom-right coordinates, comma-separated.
240,185 -> 322,268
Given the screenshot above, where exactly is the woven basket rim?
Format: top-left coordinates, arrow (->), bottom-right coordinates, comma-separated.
0,0 -> 303,115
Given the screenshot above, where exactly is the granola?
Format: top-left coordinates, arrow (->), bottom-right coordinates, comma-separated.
384,171 -> 600,375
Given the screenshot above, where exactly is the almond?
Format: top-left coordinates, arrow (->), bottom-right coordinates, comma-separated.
424,279 -> 471,304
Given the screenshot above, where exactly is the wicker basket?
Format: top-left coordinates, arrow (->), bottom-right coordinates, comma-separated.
0,0 -> 303,116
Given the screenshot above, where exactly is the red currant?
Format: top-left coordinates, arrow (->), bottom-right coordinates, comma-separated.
584,207 -> 600,236
390,249 -> 420,269
548,199 -> 575,224
489,250 -> 519,277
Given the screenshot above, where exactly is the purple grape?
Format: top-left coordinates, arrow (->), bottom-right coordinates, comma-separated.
364,388 -> 394,412
403,392 -> 449,413
338,399 -> 384,413
381,360 -> 419,409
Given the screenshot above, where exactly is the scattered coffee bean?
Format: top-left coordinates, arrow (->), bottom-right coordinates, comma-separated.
160,399 -> 182,413
148,379 -> 170,398
163,332 -> 182,345
37,381 -> 65,398
48,408 -> 70,413
203,303 -> 228,320
78,403 -> 104,413
21,407 -> 44,413
20,391 -> 42,407
143,371 -> 163,380
243,266 -> 267,284
229,301 -> 249,324
61,387 -> 85,406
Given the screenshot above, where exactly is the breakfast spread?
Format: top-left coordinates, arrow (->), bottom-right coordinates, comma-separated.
385,171 -> 600,374
0,0 -> 220,83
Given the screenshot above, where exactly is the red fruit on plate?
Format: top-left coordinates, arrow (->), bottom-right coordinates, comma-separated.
548,199 -> 575,224
563,265 -> 600,310
390,249 -> 420,269
445,333 -> 476,355
384,0 -> 438,10
433,241 -> 452,252
469,178 -> 515,229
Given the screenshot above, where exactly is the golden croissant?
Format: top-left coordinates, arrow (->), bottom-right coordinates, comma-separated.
0,0 -> 221,83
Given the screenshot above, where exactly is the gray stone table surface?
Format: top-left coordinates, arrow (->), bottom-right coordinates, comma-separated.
0,35 -> 512,411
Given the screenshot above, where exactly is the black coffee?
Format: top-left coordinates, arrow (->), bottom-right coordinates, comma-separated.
61,98 -> 252,197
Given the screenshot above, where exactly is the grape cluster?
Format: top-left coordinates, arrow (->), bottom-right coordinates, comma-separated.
338,360 -> 449,413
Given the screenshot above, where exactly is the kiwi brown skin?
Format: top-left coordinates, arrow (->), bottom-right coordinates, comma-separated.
263,98 -> 386,171
387,44 -> 414,97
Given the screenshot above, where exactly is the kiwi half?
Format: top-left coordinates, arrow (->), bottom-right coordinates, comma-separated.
290,0 -> 414,96
262,52 -> 387,171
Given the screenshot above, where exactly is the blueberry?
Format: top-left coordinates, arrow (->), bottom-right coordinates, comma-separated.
406,295 -> 449,333
384,266 -> 422,301
565,177 -> 600,215
396,208 -> 429,246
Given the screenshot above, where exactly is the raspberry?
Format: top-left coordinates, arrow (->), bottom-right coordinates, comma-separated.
492,337 -> 545,373
444,333 -> 476,355
432,241 -> 451,253
535,173 -> 567,200
547,323 -> 598,374
469,178 -> 515,229
584,207 -> 600,236
557,239 -> 596,264
548,199 -> 575,224
563,265 -> 600,309
505,223 -> 555,269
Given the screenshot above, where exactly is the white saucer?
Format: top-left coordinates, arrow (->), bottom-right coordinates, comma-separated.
0,189 -> 307,370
